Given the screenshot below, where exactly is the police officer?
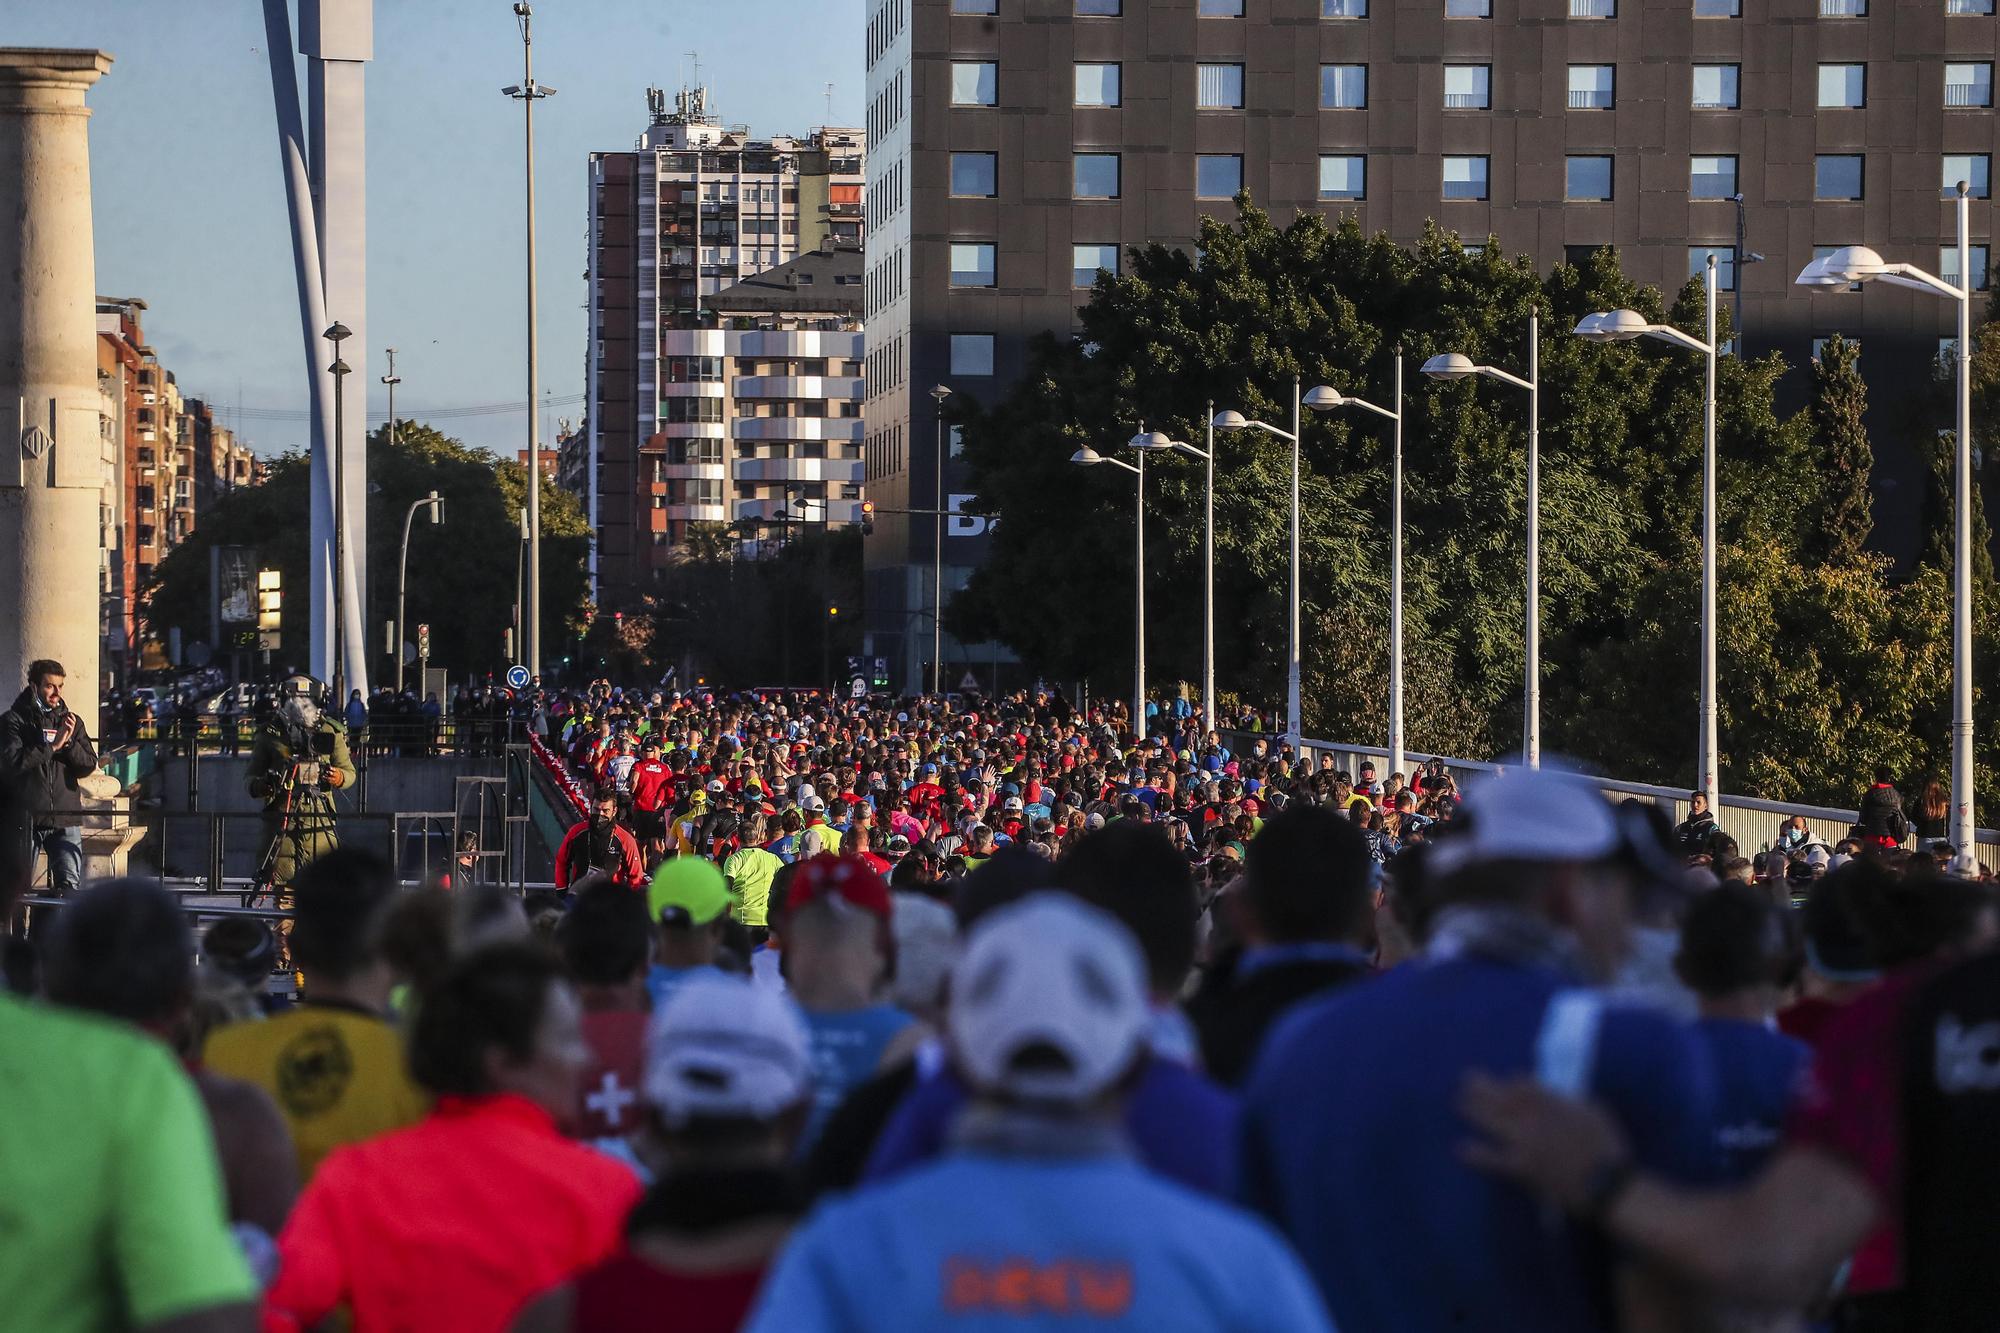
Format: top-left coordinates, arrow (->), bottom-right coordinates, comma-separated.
246,675 -> 355,893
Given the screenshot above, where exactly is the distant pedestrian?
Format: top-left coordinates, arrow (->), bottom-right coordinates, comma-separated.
0,659 -> 98,897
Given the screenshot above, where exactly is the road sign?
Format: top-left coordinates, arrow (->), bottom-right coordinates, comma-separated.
850,675 -> 868,700
872,656 -> 890,686
506,664 -> 530,689
958,670 -> 980,692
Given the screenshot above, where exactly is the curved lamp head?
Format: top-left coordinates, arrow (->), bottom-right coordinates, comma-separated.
1302,385 -> 1346,412
1575,308 -> 1651,343
930,384 -> 952,403
1816,245 -> 1889,285
1128,429 -> 1176,452
323,321 -> 352,343
1421,352 -> 1478,380
1211,409 -> 1251,432
1069,446 -> 1105,467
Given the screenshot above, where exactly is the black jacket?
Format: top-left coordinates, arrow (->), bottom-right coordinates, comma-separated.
1858,783 -> 1907,841
1186,946 -> 1374,1087
0,687 -> 98,827
1672,810 -> 1718,858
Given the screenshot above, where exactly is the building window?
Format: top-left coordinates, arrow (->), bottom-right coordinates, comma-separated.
1693,0 -> 1738,14
1323,0 -> 1367,13
1820,0 -> 1866,13
950,243 -> 997,287
1566,155 -> 1614,201
1941,244 -> 1992,291
1446,0 -> 1490,16
1073,243 -> 1120,287
1075,63 -> 1121,107
1565,244 -> 1610,268
1444,65 -> 1491,109
1690,154 -> 1738,198
1074,153 -> 1121,198
950,152 -> 997,197
1443,155 -> 1490,199
1949,0 -> 1996,13
1076,0 -> 1120,13
1946,63 -> 1994,108
1812,337 -> 1858,363
1196,154 -> 1243,199
951,62 -> 997,106
1200,0 -> 1244,12
1818,64 -> 1866,108
1815,154 -> 1865,200
1198,64 -> 1245,108
1319,154 -> 1366,199
1570,0 -> 1615,16
1568,65 -> 1615,108
953,0 -> 998,11
950,334 -> 994,375
1321,64 -> 1368,108
1688,245 -> 1738,290
1943,154 -> 1992,198
1692,64 -> 1739,108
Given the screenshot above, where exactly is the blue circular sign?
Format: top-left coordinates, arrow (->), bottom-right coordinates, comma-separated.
506,664 -> 530,689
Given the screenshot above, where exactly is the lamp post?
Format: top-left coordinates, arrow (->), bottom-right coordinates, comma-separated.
1131,424 -> 1210,730
1424,313 -> 1540,767
1796,187 -> 1976,857
1213,376 -> 1303,746
395,490 -> 443,695
1072,441 -> 1147,741
1304,352 -> 1405,779
929,383 -> 951,696
324,321 -> 352,698
1577,260 -> 1721,811
512,505 -> 528,674
505,1 -> 555,679
380,346 -> 400,452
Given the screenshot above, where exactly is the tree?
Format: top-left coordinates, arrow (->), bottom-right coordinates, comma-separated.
143,421 -> 590,683
1803,334 -> 1874,565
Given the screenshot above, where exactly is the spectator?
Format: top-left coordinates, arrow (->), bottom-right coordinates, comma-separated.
745,894 -> 1333,1332
1672,790 -> 1717,859
1185,805 -> 1377,1086
1240,768 -> 1720,1332
1913,777 -> 1950,852
555,879 -> 653,1158
203,848 -> 428,1181
645,856 -> 737,1009
265,943 -> 641,1332
516,974 -> 813,1333
1857,765 -> 1909,849
0,658 -> 97,898
0,775 -> 258,1332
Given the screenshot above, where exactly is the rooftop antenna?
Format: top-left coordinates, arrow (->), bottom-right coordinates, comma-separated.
825,82 -> 834,125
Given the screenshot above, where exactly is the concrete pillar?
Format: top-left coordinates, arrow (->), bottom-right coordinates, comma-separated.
0,50 -> 113,737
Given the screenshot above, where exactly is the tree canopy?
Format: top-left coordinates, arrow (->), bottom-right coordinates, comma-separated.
947,202 -> 2000,819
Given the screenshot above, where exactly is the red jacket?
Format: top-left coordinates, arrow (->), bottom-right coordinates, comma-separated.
555,819 -> 644,889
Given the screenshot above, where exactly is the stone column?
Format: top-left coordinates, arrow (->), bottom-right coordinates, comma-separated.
0,49 -> 113,737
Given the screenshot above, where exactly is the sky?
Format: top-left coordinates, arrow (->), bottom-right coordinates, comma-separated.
16,0 -> 865,457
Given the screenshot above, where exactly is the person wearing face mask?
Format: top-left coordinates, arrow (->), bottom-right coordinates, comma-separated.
246,676 -> 355,896
555,788 -> 645,892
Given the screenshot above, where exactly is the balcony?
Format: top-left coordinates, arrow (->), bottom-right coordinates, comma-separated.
656,460 -> 727,481
1568,89 -> 1613,108
732,374 -> 864,400
732,416 -> 864,442
732,456 -> 864,485
1946,81 -> 1991,108
1444,93 -> 1489,108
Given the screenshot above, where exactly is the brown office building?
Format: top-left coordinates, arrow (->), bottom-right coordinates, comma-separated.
862,0 -> 1998,692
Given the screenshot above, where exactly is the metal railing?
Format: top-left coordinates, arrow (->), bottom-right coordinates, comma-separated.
1819,0 -> 1866,12
1692,0 -> 1738,14
1570,0 -> 1616,16
1568,89 -> 1614,108
1945,82 -> 1992,108
1443,92 -> 1489,108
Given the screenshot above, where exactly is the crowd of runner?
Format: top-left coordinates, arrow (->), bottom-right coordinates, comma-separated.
4,678 -> 1998,1331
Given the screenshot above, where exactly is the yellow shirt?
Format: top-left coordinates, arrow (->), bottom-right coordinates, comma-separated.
203,1001 -> 429,1183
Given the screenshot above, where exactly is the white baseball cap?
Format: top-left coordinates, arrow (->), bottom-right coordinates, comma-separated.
643,973 -> 811,1127
1428,767 -> 1621,878
948,893 -> 1148,1106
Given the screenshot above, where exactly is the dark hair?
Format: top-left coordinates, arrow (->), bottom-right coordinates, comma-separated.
290,848 -> 398,983
376,887 -> 456,999
1822,859 -> 1991,970
44,878 -> 193,1024
1674,882 -> 1789,996
201,916 -> 278,992
1874,766 -> 1894,786
1054,820 -> 1198,994
557,880 -> 651,985
26,658 -> 64,685
407,942 -> 562,1097
1243,806 -> 1375,944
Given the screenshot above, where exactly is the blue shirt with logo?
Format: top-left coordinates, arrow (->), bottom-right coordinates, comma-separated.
1692,1015 -> 1809,1183
801,1003 -> 915,1147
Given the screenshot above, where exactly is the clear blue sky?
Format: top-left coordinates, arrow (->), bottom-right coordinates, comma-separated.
15,0 -> 864,457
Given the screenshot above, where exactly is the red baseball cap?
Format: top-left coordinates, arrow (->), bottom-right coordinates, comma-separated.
785,853 -> 892,921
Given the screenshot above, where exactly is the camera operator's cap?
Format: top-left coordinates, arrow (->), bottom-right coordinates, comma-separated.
644,973 -> 811,1127
948,893 -> 1148,1106
1427,767 -> 1621,879
648,856 -> 736,927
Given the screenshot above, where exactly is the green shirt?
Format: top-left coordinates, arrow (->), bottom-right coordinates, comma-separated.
0,995 -> 255,1331
723,845 -> 784,927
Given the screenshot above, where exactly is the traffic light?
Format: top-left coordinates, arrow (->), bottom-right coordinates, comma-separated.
860,499 -> 875,536
256,569 -> 281,650
828,604 -> 840,618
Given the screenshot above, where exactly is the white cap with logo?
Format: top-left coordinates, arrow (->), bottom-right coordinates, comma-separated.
643,973 -> 812,1127
1428,767 -> 1621,879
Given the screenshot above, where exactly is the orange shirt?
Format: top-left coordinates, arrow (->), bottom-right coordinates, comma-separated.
264,1093 -> 641,1333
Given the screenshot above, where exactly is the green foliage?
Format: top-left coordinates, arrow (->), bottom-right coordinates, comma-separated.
1804,334 -> 1874,565
952,202 -> 2000,817
142,421 -> 590,682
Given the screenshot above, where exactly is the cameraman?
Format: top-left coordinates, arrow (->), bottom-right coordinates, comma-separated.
0,658 -> 98,896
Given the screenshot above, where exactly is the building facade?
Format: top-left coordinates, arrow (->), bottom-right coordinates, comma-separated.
583,87 -> 865,603
862,0 -> 1999,691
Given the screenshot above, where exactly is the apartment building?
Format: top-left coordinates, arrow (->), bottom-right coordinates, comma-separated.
862,0 -> 1999,690
583,86 -> 866,602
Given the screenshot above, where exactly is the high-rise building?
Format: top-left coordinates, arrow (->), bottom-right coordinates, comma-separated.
863,0 -> 1999,691
582,87 -> 865,604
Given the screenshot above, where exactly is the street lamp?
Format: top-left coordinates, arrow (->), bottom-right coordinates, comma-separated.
1072,441 -> 1147,741
324,321 -> 352,698
1304,354 -> 1405,779
513,505 -> 528,675
505,1 -> 556,679
1578,258 -> 1720,812
395,490 -> 443,695
380,347 -> 401,453
1214,376 -> 1303,746
1424,312 -> 1540,767
1130,424 -> 1210,728
1796,184 -> 1977,858
930,383 -> 951,696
